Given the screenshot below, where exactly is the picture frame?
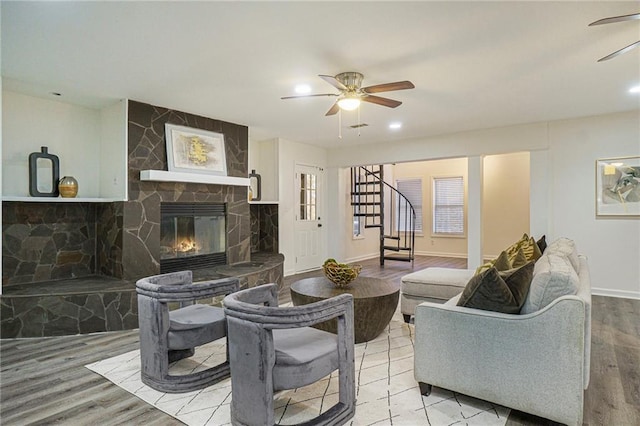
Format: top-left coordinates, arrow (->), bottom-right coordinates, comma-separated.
596,155 -> 640,217
165,123 -> 227,176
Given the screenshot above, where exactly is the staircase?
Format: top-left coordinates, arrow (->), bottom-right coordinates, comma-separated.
350,165 -> 416,266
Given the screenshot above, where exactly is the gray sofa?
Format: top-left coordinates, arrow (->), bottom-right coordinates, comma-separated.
413,238 -> 591,425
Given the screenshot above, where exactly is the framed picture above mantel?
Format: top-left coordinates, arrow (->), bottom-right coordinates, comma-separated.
165,124 -> 228,176
596,155 -> 640,217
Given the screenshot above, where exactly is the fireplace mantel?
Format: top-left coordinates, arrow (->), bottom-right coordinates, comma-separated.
140,170 -> 250,186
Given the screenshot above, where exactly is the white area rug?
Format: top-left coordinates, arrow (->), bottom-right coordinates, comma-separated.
86,310 -> 509,425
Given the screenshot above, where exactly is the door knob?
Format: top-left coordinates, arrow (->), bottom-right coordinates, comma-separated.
317,223 -> 322,227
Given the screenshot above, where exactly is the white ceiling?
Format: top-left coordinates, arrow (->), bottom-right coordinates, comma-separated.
2,1 -> 639,148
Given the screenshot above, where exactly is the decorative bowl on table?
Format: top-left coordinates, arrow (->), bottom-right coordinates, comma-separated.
323,259 -> 362,288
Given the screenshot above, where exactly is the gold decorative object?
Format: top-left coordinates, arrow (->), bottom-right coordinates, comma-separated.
323,258 -> 362,288
58,176 -> 78,198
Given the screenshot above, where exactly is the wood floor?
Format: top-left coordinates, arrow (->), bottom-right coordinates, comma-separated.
1,255 -> 638,426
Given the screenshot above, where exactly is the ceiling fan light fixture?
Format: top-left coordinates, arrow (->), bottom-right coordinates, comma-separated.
337,96 -> 361,111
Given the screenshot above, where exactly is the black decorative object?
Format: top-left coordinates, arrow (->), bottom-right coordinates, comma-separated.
29,146 -> 60,197
249,169 -> 262,201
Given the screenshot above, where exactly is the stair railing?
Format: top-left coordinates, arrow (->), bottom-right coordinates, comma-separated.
351,165 -> 416,266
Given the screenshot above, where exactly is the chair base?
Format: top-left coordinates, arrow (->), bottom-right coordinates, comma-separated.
141,362 -> 230,393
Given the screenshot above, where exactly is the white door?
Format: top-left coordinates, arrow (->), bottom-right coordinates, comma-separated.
294,164 -> 325,272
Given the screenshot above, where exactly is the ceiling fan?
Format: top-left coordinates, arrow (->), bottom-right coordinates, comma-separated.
281,72 -> 415,116
589,12 -> 640,62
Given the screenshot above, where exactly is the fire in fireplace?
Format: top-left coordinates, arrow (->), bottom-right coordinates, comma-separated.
160,203 -> 227,273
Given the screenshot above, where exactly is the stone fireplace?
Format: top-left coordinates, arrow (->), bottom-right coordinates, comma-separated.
1,100 -> 282,338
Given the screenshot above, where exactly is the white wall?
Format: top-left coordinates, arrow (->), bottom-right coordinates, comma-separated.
99,100 -> 128,199
543,112 -> 640,298
277,138 -> 328,276
328,110 -> 640,298
2,91 -> 127,199
2,91 -> 101,197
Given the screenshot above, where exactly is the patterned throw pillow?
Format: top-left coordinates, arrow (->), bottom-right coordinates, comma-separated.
510,248 -> 529,268
474,250 -> 513,275
506,233 -> 530,258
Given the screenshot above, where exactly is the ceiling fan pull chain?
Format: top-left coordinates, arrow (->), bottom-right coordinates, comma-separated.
358,106 -> 361,137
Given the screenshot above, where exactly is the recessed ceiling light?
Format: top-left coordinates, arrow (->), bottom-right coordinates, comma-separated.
389,122 -> 402,130
629,85 -> 640,94
295,84 -> 311,94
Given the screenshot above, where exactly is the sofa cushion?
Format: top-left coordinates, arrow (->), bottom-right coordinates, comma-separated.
520,254 -> 580,314
457,262 -> 534,314
545,237 -> 579,272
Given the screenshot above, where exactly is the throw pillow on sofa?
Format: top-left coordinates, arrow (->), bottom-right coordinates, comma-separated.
520,254 -> 580,315
457,262 -> 534,314
474,251 -> 512,275
545,237 -> 579,272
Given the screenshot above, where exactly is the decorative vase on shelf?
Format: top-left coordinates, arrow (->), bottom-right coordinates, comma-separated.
58,176 -> 79,198
28,146 -> 60,197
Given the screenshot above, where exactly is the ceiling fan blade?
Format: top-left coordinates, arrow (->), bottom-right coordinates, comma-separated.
319,74 -> 348,91
281,93 -> 338,100
362,95 -> 402,108
597,40 -> 640,61
362,81 -> 415,94
325,103 -> 340,116
589,13 -> 640,26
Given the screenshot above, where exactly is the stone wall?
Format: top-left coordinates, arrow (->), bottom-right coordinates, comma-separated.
2,202 -> 97,285
250,204 -> 278,253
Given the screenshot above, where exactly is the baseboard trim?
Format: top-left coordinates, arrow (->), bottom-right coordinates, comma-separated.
414,250 -> 467,259
591,287 -> 640,300
345,253 -> 379,264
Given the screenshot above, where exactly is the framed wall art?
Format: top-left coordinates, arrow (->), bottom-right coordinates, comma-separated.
165,124 -> 227,176
596,156 -> 640,217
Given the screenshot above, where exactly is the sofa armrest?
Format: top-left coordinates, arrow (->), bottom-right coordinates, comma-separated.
414,296 -> 586,426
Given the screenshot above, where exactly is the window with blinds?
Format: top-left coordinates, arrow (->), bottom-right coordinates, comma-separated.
432,176 -> 464,235
396,178 -> 423,233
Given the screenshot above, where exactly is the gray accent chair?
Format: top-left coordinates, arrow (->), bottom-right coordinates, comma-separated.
136,271 -> 239,393
223,283 -> 355,426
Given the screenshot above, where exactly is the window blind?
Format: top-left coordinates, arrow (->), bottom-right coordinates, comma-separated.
396,178 -> 423,232
433,176 -> 464,235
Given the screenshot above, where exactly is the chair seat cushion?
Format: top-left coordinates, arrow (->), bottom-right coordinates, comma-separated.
273,327 -> 338,365
272,327 -> 339,391
170,304 -> 225,331
401,268 -> 474,301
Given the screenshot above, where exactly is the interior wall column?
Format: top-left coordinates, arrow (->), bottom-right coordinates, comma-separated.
326,166 -> 346,262
529,150 -> 551,238
467,156 -> 483,268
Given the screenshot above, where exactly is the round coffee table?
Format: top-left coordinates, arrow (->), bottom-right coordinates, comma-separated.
290,276 -> 400,343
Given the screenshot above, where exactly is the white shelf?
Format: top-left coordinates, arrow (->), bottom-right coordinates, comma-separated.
140,170 -> 250,186
2,196 -> 124,203
249,200 -> 279,205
